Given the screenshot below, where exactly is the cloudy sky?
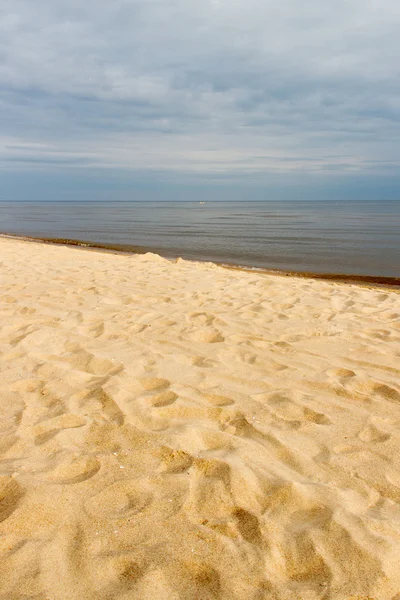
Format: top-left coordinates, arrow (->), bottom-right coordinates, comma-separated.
1,0 -> 400,200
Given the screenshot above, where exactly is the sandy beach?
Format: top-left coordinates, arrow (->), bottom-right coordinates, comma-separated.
0,236 -> 400,600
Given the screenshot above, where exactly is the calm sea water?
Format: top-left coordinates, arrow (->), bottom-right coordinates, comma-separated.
1,200 -> 399,277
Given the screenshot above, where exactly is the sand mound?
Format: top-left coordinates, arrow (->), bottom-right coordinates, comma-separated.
0,237 -> 400,599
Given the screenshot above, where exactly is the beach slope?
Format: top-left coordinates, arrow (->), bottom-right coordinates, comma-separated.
0,237 -> 400,600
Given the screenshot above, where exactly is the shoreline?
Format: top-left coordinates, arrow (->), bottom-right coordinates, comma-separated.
1,231 -> 399,289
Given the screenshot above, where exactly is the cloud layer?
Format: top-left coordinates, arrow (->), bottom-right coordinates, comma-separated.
1,0 -> 400,193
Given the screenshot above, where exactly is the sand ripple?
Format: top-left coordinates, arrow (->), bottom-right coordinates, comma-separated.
0,238 -> 400,599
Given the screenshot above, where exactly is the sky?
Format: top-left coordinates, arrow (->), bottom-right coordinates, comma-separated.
1,0 -> 400,201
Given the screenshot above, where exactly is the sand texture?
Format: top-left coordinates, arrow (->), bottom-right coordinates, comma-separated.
0,237 -> 400,600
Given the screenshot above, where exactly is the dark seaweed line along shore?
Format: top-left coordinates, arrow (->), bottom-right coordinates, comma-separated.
1,232 -> 399,289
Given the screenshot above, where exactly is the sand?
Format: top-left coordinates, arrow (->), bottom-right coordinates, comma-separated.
0,237 -> 400,600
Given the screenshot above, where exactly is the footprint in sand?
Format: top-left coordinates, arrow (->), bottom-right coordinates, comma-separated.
46,455 -> 101,484
84,480 -> 153,519
156,446 -> 194,474
147,390 -> 178,407
184,458 -> 263,545
75,387 -> 124,425
355,380 -> 400,403
358,423 -> 390,443
0,477 -> 24,522
133,564 -> 220,600
127,377 -> 179,407
190,329 -> 225,343
9,378 -> 43,393
64,310 -> 83,326
173,353 -> 216,368
78,320 -> 105,338
99,556 -> 146,592
129,376 -> 176,406
184,458 -> 236,533
203,393 -> 234,407
187,312 -> 215,326
327,368 -> 356,380
232,507 -> 263,546
302,407 -> 330,425
139,377 -> 171,392
33,414 -> 87,445
263,393 -> 330,427
60,348 -> 123,376
219,410 -> 305,474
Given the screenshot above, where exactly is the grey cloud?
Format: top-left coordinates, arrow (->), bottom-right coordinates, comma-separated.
1,0 -> 400,179
2,155 -> 92,166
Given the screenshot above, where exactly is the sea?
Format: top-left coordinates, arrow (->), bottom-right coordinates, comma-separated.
0,200 -> 399,279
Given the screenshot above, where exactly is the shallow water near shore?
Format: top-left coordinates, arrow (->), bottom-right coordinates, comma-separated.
1,200 -> 399,277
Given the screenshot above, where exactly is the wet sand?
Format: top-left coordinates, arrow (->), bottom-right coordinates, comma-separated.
2,233 -> 400,287
1,236 -> 400,600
